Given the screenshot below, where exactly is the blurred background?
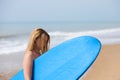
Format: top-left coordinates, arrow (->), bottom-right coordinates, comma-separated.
0,0 -> 120,80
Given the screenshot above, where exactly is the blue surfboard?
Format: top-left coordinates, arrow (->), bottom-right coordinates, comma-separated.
11,36 -> 101,80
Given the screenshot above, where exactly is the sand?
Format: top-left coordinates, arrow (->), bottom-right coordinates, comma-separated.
0,52 -> 24,80
0,44 -> 120,80
82,44 -> 120,80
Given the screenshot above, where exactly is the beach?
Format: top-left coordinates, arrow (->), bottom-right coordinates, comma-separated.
82,44 -> 120,80
0,52 -> 24,80
1,0 -> 120,78
0,22 -> 120,80
0,44 -> 120,80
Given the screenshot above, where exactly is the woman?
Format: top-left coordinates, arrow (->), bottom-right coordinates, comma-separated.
23,28 -> 50,80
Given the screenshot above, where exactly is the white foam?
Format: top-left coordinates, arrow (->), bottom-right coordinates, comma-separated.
0,39 -> 27,54
0,28 -> 120,55
49,28 -> 120,36
49,28 -> 120,44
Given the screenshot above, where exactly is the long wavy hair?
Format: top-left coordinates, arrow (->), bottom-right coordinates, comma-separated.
26,28 -> 50,54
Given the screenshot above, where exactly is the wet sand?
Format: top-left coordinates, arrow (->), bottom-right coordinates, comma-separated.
0,52 -> 24,80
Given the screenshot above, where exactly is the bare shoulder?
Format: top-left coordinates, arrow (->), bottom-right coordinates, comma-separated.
23,51 -> 34,70
24,51 -> 34,60
25,51 -> 33,55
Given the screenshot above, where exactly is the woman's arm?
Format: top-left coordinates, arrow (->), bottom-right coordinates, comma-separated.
23,51 -> 34,80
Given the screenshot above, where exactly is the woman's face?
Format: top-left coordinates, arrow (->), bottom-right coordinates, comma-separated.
35,34 -> 48,50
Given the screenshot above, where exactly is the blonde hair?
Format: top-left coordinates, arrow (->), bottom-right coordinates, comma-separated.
26,28 -> 50,54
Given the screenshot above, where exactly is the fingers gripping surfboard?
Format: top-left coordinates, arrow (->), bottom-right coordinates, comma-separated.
11,36 -> 101,80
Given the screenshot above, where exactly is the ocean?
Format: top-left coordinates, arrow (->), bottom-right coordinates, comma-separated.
0,22 -> 120,55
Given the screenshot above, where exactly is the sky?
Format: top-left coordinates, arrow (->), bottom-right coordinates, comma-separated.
0,0 -> 120,22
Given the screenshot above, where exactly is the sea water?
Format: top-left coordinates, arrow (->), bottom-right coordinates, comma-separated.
0,22 -> 120,55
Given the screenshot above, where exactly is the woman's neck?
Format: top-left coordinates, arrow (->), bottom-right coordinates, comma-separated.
33,48 -> 40,54
33,48 -> 42,55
